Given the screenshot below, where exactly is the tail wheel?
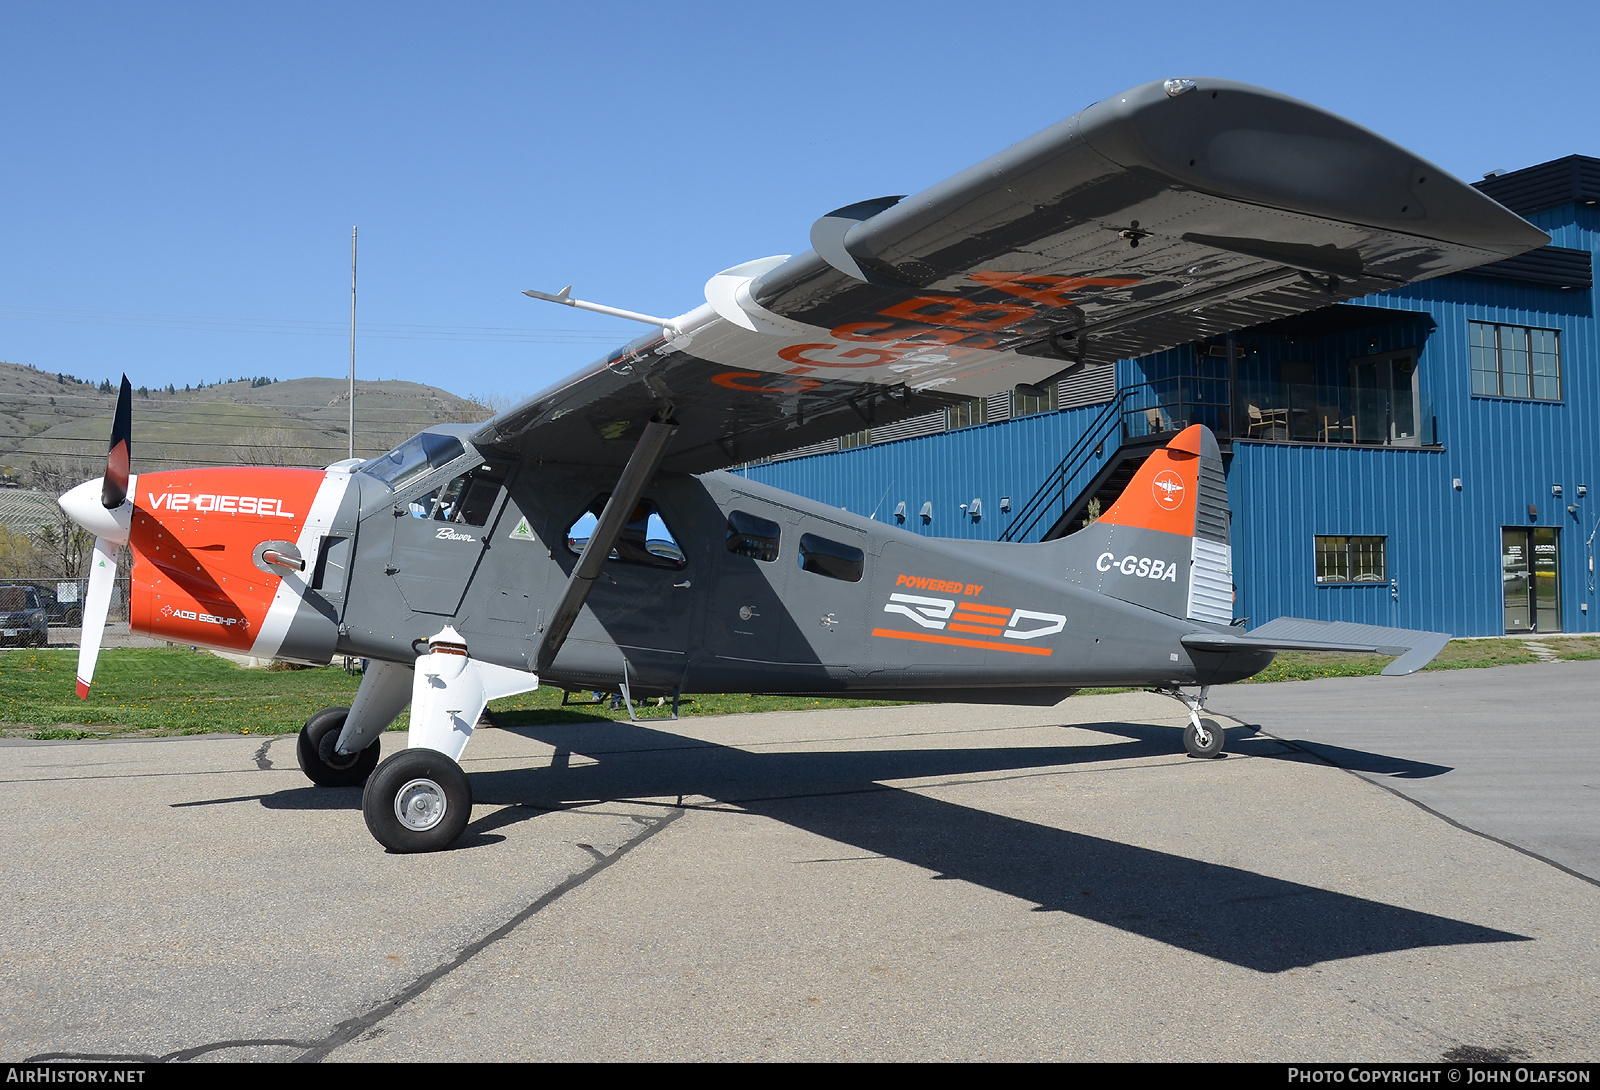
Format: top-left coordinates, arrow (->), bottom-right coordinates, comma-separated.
296,706 -> 380,786
1184,717 -> 1226,759
362,748 -> 472,853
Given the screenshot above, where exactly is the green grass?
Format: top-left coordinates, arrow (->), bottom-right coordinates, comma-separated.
1241,635 -> 1600,683
5,635 -> 1597,737
0,648 -> 366,737
0,647 -> 907,739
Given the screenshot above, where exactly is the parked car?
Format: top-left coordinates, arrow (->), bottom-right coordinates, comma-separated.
0,580 -> 84,627
0,585 -> 49,647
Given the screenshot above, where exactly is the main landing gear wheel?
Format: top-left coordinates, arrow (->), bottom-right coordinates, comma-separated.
1184,717 -> 1226,759
297,706 -> 381,787
362,748 -> 473,853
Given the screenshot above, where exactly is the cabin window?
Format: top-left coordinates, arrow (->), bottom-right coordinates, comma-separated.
566,496 -> 686,570
1470,322 -> 1561,401
726,510 -> 780,562
798,533 -> 864,582
1315,535 -> 1387,584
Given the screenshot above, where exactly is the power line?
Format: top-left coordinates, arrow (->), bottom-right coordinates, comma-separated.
0,302 -> 630,343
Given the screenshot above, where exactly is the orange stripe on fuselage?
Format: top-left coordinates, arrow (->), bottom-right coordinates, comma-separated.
871,627 -> 1052,656
954,601 -> 1011,615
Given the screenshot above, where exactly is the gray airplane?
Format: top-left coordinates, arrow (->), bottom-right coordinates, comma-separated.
58,78 -> 1546,852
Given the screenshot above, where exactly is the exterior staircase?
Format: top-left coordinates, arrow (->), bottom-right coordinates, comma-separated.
1000,374 -> 1232,544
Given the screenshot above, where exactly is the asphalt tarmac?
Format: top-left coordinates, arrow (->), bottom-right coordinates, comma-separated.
1,663 -> 1596,1062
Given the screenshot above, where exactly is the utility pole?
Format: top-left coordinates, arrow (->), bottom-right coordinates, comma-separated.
349,226 -> 358,460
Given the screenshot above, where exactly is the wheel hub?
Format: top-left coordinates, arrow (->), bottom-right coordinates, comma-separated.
394,778 -> 448,831
318,729 -> 360,770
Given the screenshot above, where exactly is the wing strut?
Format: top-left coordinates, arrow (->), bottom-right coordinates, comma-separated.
535,417 -> 679,674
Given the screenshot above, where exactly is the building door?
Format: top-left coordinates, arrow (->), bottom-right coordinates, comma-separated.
1502,528 -> 1561,633
1350,350 -> 1420,446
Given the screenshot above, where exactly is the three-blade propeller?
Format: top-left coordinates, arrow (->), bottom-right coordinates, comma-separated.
57,376 -> 134,699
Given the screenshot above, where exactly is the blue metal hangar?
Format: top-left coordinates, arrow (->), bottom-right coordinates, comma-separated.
741,156 -> 1599,639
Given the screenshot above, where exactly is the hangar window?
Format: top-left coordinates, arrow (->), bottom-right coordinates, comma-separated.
1470,322 -> 1561,401
1012,384 -> 1058,417
946,398 -> 987,429
1315,536 -> 1387,584
566,496 -> 686,570
798,533 -> 864,582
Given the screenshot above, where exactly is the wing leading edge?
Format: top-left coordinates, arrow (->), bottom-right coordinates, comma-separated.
476,78 -> 1547,473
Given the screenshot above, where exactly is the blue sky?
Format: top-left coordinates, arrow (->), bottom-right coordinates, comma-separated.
2,1 -> 1595,404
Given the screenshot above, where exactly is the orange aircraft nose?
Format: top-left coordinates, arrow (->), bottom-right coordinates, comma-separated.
129,467 -> 336,652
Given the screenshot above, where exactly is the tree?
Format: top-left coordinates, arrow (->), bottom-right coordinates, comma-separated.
23,457 -> 101,577
0,525 -> 46,579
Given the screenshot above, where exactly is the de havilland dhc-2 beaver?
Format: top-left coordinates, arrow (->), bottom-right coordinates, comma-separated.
58,79 -> 1546,852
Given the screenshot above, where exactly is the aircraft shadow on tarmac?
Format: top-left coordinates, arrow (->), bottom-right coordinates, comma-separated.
193,715 -> 1511,973
274,716 -> 1524,973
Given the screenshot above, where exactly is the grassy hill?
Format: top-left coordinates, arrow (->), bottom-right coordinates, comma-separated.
0,362 -> 492,478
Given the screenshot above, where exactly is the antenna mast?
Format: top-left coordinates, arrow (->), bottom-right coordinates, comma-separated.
348,226 -> 357,460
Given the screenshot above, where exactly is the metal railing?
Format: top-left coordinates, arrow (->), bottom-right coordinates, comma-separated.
1234,381 -> 1436,447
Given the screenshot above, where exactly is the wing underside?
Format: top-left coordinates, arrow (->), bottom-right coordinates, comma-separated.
476,78 -> 1547,474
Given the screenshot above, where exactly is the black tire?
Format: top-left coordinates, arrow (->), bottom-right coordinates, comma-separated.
362,748 -> 473,853
297,706 -> 380,786
1183,717 -> 1226,759
65,608 -> 82,627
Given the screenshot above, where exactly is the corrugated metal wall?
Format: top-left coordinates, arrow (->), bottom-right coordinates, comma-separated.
738,393 -> 1111,541
747,202 -> 1600,637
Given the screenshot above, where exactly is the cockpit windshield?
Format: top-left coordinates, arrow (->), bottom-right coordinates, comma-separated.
358,432 -> 465,489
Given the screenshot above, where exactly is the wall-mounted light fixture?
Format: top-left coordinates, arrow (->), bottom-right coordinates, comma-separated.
1452,478 -> 1462,491
1552,484 -> 1563,497
919,501 -> 933,524
969,498 -> 982,521
1000,496 -> 1011,512
1579,485 -> 1588,498
893,501 -> 906,524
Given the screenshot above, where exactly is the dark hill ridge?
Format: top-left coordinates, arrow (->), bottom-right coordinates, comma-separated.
0,361 -> 490,476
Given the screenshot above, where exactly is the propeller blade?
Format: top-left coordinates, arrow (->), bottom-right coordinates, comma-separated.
101,376 -> 132,510
76,538 -> 118,699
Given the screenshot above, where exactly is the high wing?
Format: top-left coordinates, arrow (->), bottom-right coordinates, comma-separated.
474,77 -> 1546,473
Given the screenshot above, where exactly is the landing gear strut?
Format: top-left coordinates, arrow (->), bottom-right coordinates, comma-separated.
1158,686 -> 1226,759
297,706 -> 382,786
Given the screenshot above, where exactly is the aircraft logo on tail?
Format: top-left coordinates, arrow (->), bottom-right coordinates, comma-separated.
1152,470 -> 1186,511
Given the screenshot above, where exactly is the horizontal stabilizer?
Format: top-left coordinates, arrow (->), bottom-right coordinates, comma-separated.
1182,617 -> 1451,676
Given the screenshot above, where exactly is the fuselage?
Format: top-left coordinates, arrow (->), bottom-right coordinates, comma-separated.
119,430 -> 1272,703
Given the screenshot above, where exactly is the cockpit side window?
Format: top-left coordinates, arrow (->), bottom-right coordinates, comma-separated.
406,464 -> 507,527
359,433 -> 465,489
566,495 -> 686,570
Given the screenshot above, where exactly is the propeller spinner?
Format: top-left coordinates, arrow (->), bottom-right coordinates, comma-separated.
57,376 -> 135,699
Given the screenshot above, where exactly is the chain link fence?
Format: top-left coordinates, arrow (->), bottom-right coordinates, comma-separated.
0,575 -> 167,649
